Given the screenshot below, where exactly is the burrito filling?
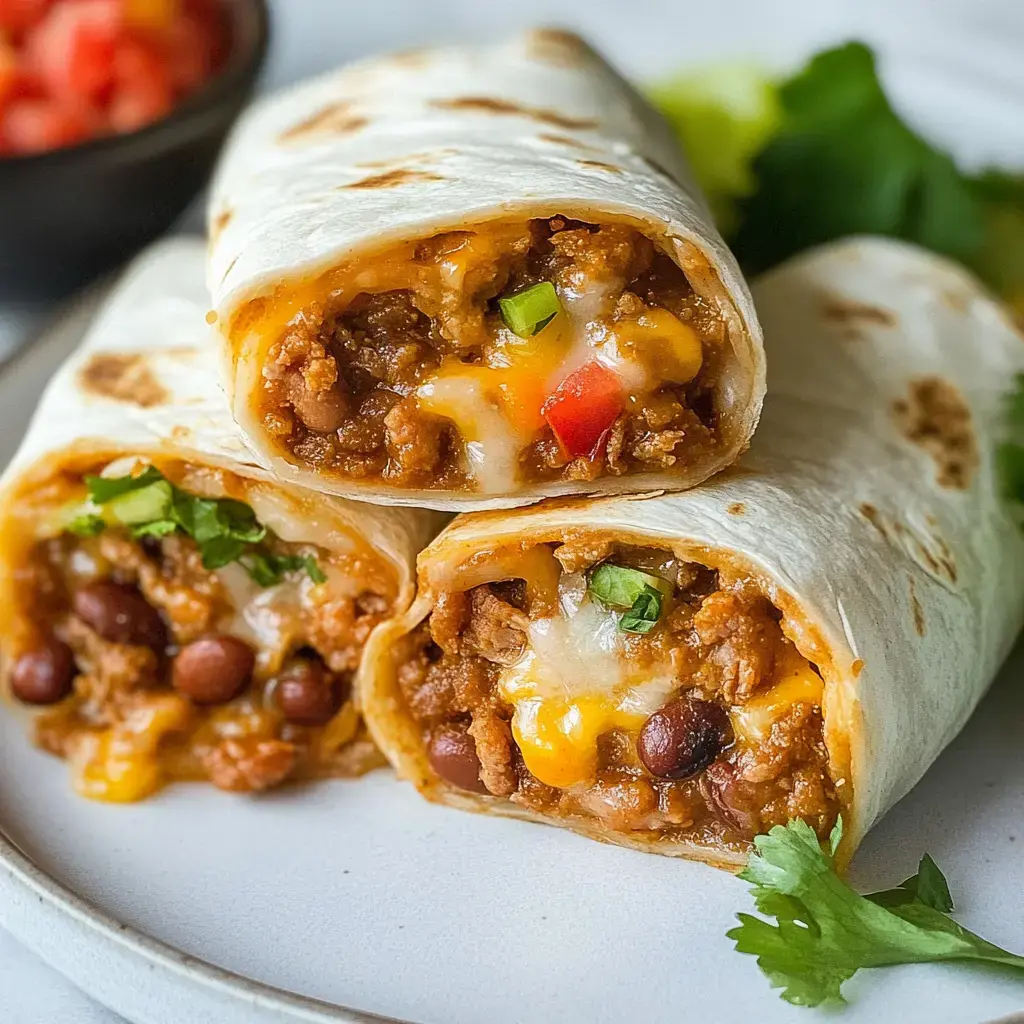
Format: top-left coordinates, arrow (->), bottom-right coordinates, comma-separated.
3,458 -> 394,802
248,216 -> 729,494
397,541 -> 840,847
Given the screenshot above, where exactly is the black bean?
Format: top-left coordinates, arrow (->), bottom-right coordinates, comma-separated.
637,697 -> 730,779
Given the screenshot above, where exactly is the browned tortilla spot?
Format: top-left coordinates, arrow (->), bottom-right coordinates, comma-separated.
525,28 -> 591,67
354,148 -> 456,170
577,159 -> 622,174
78,353 -> 168,409
908,577 -> 926,637
170,426 -> 192,442
727,502 -> 746,516
210,207 -> 233,244
387,47 -> 431,68
893,377 -> 978,489
859,503 -> 958,586
431,96 -> 597,130
820,294 -> 896,328
536,132 -> 599,152
278,103 -> 368,143
342,168 -> 445,190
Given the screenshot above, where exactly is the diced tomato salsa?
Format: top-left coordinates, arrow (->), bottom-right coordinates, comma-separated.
0,0 -> 224,156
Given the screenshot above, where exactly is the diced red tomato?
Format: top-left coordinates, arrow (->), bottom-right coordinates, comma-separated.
108,32 -> 171,131
0,0 -> 222,156
1,95 -> 93,153
26,0 -> 122,101
122,0 -> 179,35
0,37 -> 17,106
164,8 -> 216,91
542,360 -> 624,459
0,0 -> 50,37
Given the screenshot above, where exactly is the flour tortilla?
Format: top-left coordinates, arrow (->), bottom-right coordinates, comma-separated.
206,29 -> 764,511
0,238 -> 446,674
361,237 -> 1024,869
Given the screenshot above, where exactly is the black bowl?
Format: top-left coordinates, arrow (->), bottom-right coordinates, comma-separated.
0,0 -> 269,301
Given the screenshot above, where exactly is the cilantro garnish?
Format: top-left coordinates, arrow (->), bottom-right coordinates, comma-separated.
651,43 -> 1024,308
729,818 -> 1024,1007
76,467 -> 325,587
997,373 -> 1024,504
587,563 -> 670,634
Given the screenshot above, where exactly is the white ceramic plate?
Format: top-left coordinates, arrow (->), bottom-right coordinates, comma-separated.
0,265 -> 1022,1024
3,42 -> 1024,1024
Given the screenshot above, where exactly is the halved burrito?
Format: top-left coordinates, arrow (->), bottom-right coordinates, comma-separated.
0,239 -> 443,803
207,30 -> 764,511
362,237 -> 1024,869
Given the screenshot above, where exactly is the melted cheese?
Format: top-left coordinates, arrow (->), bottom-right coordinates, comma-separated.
498,601 -> 676,788
730,645 -> 825,745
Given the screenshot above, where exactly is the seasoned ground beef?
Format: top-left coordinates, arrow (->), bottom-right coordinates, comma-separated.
400,543 -> 839,847
257,216 -> 727,492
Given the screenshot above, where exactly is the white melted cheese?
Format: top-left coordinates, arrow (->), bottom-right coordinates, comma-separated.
498,599 -> 677,788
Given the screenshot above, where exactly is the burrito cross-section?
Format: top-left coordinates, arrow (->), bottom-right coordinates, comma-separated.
208,31 -> 764,510
362,238 -> 1024,870
0,240 -> 444,803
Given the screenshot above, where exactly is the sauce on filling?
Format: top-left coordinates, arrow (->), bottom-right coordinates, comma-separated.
1,458 -> 394,802
244,216 -> 729,494
396,541 -> 840,848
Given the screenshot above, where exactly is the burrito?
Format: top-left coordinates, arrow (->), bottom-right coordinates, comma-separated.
0,239 -> 443,803
362,237 -> 1024,869
206,30 -> 764,511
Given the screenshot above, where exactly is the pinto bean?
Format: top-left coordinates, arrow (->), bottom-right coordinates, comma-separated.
10,639 -> 75,705
275,658 -> 344,726
73,581 -> 167,649
637,697 -> 730,779
427,723 -> 488,793
172,636 -> 254,705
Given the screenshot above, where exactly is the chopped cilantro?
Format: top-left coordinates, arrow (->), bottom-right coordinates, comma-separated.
72,466 -> 324,586
587,563 -> 671,634
67,514 -> 107,537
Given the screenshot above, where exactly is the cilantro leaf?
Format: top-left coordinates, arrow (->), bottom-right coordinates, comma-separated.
729,819 -> 1024,1007
67,514 -> 107,537
998,374 -> 1024,503
241,551 -> 327,587
587,564 -> 671,634
85,466 -> 165,505
731,42 -> 983,275
619,585 -> 663,634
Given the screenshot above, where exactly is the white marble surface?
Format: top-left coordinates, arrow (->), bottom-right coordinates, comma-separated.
0,1 -> 1023,1021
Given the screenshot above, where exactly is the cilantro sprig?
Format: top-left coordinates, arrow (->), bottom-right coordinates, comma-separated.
651,42 -> 1024,308
68,466 -> 325,588
997,373 -> 1024,504
729,818 -> 1024,1007
587,563 -> 672,634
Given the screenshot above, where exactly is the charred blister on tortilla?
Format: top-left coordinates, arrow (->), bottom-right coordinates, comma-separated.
3,458 -> 395,802
394,539 -> 839,845
251,214 -> 728,496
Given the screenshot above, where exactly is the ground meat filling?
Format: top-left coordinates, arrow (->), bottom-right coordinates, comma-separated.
400,546 -> 839,846
11,524 -> 389,800
259,217 -> 726,491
